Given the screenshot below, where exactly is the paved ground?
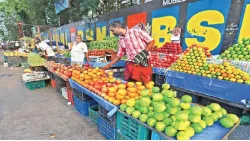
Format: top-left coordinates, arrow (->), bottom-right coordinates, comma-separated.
0,52 -> 249,140
0,52 -> 105,140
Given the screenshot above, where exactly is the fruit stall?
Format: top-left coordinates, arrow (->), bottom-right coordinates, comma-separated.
18,35 -> 250,140
32,57 -> 241,140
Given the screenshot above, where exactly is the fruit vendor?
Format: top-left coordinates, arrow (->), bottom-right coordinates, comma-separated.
103,20 -> 155,83
35,38 -> 55,60
70,35 -> 90,65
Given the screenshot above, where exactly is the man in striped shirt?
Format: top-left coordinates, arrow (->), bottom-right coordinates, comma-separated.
103,21 -> 155,83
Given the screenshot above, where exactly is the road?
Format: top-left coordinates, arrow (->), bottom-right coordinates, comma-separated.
0,52 -> 249,140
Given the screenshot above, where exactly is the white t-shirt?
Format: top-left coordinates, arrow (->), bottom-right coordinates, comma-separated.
71,42 -> 88,63
37,41 -> 55,56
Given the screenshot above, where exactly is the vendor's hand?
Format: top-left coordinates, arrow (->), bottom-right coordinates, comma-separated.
102,64 -> 111,70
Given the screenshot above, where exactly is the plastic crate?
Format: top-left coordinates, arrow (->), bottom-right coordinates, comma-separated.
117,111 -> 151,140
73,96 -> 97,116
200,97 -> 243,116
73,88 -> 93,101
175,90 -> 200,103
25,80 -> 46,90
21,63 -> 30,69
98,105 -> 116,126
21,57 -> 27,63
67,89 -> 74,105
155,74 -> 166,86
54,75 -> 66,86
98,117 -> 116,140
6,56 -> 21,67
89,105 -> 99,125
151,131 -> 166,140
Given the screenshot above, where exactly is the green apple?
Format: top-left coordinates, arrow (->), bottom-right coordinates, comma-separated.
224,50 -> 230,54
235,48 -> 241,51
236,51 -> 242,55
238,55 -> 244,59
232,54 -> 238,58
244,55 -> 250,59
239,44 -> 245,48
230,50 -> 236,54
233,44 -> 239,48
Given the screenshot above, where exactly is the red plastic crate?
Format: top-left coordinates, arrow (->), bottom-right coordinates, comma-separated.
50,79 -> 56,89
67,89 -> 74,105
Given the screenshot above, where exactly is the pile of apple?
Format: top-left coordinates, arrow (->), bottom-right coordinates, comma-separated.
150,42 -> 182,55
170,46 -> 250,84
149,53 -> 179,68
184,44 -> 212,58
44,61 -> 73,80
218,38 -> 250,61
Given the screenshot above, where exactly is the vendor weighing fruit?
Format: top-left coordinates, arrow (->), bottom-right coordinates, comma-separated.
70,35 -> 90,65
103,21 -> 155,83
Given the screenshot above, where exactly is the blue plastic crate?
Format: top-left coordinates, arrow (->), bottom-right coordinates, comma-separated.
151,131 -> 166,140
73,96 -> 97,116
98,117 -> 116,140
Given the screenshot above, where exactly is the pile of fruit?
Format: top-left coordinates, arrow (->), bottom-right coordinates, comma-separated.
149,53 -> 179,68
3,51 -> 29,57
184,44 -> 212,58
89,37 -> 118,50
27,53 -> 46,67
150,42 -> 182,55
44,61 -> 91,80
170,46 -> 250,84
88,49 -> 116,57
218,38 -> 250,61
120,83 -> 239,140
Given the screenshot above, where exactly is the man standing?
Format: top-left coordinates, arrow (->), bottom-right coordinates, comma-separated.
103,21 -> 155,83
70,35 -> 90,65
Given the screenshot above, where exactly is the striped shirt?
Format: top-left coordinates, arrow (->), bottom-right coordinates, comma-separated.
117,29 -> 153,62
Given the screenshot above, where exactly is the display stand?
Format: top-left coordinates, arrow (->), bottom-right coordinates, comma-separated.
166,70 -> 250,113
69,79 -> 118,117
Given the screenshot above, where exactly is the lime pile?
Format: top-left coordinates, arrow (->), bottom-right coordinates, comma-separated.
120,83 -> 240,140
27,53 -> 46,67
219,38 -> 250,61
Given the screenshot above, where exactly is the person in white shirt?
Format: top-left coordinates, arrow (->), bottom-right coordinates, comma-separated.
70,35 -> 90,65
35,38 -> 55,57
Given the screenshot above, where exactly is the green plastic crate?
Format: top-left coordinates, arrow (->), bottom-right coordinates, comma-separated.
25,80 -> 46,90
89,105 -> 99,125
21,63 -> 30,69
117,110 -> 151,140
116,132 -> 125,140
